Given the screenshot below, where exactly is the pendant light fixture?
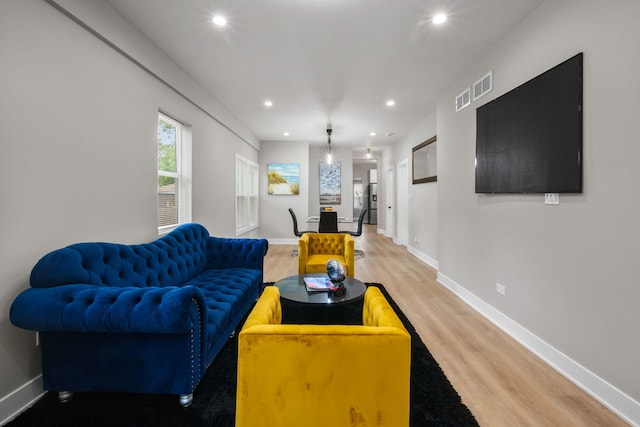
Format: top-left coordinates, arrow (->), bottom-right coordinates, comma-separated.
326,124 -> 333,164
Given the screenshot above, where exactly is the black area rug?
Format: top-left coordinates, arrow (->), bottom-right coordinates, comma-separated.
5,283 -> 477,427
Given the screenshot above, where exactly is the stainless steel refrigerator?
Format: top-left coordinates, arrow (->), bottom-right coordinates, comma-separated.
368,183 -> 377,225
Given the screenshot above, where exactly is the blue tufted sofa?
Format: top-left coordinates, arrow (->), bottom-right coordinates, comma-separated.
10,223 -> 268,406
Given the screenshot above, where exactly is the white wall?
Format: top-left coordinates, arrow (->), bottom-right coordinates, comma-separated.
259,141 -> 310,241
436,0 -> 640,421
49,0 -> 259,150
0,0 -> 257,420
307,146 -> 354,220
391,113 -> 438,267
193,124 -> 259,237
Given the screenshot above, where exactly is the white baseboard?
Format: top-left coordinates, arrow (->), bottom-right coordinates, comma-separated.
8,249 -> 635,425
267,238 -> 298,245
437,271 -> 640,427
407,245 -> 439,271
0,375 -> 45,425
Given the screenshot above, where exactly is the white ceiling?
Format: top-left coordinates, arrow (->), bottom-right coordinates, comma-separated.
104,0 -> 543,153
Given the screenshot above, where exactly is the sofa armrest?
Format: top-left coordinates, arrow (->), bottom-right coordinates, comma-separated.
242,286 -> 281,330
342,234 -> 355,276
206,237 -> 268,270
10,284 -> 206,334
297,234 -> 310,275
362,286 -> 408,331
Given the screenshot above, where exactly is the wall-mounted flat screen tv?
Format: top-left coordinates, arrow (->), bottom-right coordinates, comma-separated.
475,53 -> 583,193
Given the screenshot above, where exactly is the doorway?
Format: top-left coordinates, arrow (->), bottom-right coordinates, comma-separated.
397,159 -> 409,246
385,166 -> 395,239
353,179 -> 363,221
352,158 -> 377,224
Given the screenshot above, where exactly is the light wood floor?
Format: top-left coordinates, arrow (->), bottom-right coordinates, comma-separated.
263,225 -> 628,427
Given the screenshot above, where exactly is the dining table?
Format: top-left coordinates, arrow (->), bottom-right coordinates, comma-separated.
306,216 -> 352,223
306,214 -> 352,233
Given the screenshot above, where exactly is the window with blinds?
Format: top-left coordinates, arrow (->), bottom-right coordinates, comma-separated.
158,113 -> 186,231
236,154 -> 259,235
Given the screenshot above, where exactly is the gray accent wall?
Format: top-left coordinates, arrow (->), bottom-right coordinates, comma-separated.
436,0 -> 640,412
0,0 -> 257,418
259,141 -> 310,240
308,145 -> 354,221
259,141 -> 354,240
390,113 -> 438,267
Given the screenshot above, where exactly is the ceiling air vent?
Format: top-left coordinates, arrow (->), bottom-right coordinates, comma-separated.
455,87 -> 471,112
473,71 -> 493,101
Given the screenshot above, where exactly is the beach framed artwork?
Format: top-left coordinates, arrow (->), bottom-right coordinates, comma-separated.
319,162 -> 341,204
268,163 -> 300,195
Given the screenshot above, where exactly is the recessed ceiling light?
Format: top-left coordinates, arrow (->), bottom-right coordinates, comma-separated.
264,100 -> 273,107
432,13 -> 447,24
386,100 -> 396,107
370,132 -> 376,136
212,15 -> 227,26
283,132 -> 290,136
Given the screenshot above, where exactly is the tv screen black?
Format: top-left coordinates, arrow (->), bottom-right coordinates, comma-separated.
475,53 -> 583,193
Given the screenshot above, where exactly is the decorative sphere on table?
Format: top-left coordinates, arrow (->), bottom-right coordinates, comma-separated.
326,258 -> 346,284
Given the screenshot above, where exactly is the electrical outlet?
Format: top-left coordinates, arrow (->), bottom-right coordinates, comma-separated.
496,283 -> 506,296
545,193 -> 559,205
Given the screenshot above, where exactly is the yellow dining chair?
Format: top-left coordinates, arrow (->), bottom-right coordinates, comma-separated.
298,232 -> 355,277
236,286 -> 411,427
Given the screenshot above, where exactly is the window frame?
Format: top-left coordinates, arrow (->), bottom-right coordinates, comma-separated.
158,112 -> 191,234
235,154 -> 259,235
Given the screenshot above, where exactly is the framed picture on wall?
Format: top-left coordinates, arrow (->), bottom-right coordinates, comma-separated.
319,162 -> 341,204
412,136 -> 437,184
268,163 -> 300,195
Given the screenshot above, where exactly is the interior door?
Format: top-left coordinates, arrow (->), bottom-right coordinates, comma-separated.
385,167 -> 395,239
397,159 -> 409,246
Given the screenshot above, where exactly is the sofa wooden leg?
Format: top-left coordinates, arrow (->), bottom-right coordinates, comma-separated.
179,393 -> 193,407
58,391 -> 73,403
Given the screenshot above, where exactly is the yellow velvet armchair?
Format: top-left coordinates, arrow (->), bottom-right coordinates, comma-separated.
298,232 -> 355,277
236,286 -> 411,427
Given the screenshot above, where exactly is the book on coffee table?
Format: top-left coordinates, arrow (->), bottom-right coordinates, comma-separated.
303,276 -> 332,292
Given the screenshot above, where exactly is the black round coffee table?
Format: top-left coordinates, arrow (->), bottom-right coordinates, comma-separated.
273,274 -> 367,324
274,274 -> 367,305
